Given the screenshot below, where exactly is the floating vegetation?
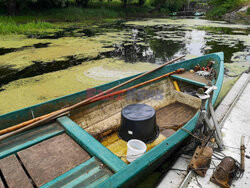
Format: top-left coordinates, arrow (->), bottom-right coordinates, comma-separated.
0,54 -> 102,87
0,42 -> 51,56
196,26 -> 250,35
0,58 -> 156,114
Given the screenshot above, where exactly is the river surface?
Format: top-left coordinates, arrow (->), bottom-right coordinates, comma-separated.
0,18 -> 249,114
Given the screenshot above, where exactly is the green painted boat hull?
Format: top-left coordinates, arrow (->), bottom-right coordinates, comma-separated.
0,52 -> 224,187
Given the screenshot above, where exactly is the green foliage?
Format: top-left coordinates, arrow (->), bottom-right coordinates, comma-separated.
207,0 -> 243,18
144,0 -> 185,12
43,7 -> 124,21
0,17 -> 56,34
247,7 -> 250,15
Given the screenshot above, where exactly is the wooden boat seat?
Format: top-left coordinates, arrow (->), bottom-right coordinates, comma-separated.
171,71 -> 210,87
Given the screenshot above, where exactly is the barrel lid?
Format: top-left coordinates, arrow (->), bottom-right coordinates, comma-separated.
121,104 -> 155,121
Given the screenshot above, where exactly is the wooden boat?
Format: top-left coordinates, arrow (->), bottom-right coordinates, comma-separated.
0,52 -> 224,188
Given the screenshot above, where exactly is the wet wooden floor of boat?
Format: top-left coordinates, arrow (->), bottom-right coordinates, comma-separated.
156,102 -> 198,130
0,177 -> 4,188
102,101 -> 197,163
0,133 -> 91,187
0,155 -> 33,188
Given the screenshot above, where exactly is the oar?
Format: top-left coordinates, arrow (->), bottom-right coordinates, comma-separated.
0,56 -> 184,140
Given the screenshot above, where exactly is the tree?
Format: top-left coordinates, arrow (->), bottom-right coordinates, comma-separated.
123,0 -> 127,8
152,0 -> 187,12
76,0 -> 89,7
7,0 -> 17,16
139,0 -> 145,6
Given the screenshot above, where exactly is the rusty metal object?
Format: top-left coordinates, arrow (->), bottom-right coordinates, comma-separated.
241,136 -> 245,171
194,64 -> 201,72
210,157 -> 236,188
188,146 -> 213,177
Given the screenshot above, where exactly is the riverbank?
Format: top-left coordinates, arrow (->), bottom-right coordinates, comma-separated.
207,1 -> 250,24
0,5 -> 168,35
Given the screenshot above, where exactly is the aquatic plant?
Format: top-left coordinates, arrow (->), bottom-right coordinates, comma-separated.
196,26 -> 249,35
0,17 -> 57,34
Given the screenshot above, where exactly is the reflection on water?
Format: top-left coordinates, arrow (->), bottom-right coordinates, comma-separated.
101,21 -> 249,65
185,30 -> 206,57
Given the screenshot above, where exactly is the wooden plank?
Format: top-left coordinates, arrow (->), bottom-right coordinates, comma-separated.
171,74 -> 207,87
156,102 -> 197,130
17,133 -> 91,187
172,71 -> 210,85
0,122 -> 64,159
215,73 -> 250,124
0,177 -> 4,188
0,155 -> 33,188
161,129 -> 176,138
57,116 -> 127,172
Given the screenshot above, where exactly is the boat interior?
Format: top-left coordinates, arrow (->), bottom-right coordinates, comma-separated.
70,77 -> 202,163
0,63 -> 217,187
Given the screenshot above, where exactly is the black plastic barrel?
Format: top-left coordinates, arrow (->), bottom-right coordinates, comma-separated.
118,104 -> 159,143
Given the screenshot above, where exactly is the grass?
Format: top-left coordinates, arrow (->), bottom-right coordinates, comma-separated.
40,7 -> 125,21
0,17 -> 57,35
196,26 -> 234,34
0,3 -> 156,35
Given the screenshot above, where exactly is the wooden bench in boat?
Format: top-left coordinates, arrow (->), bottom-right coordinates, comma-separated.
171,71 -> 211,87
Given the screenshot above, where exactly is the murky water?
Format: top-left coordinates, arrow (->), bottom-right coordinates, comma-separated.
0,18 -> 249,114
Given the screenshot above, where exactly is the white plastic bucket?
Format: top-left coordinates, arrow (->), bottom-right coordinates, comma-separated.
126,139 -> 147,163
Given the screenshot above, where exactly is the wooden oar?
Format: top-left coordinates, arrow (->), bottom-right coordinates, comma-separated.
0,56 -> 184,140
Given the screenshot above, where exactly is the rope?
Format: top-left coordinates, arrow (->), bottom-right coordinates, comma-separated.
180,127 -> 206,142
